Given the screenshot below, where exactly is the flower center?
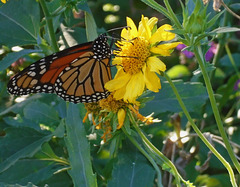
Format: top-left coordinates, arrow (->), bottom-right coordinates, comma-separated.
99,94 -> 126,113
115,37 -> 151,74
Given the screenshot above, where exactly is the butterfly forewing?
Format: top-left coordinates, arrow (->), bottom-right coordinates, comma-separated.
7,34 -> 112,103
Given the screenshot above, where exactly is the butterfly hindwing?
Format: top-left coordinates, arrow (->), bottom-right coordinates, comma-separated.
54,52 -> 111,103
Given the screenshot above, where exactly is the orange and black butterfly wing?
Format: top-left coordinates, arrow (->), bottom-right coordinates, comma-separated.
7,41 -> 93,96
8,34 -> 112,103
54,51 -> 112,103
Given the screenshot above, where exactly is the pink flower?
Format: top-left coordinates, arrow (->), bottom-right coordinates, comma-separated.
176,42 -> 218,61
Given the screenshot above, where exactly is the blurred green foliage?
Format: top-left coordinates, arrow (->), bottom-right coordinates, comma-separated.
0,0 -> 240,186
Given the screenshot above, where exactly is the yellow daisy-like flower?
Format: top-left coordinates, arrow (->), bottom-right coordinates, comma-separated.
1,0 -> 7,3
99,94 -> 127,129
105,15 -> 181,103
83,94 -> 128,142
83,93 -> 160,142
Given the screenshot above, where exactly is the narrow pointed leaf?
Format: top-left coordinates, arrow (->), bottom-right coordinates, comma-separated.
65,103 -> 97,187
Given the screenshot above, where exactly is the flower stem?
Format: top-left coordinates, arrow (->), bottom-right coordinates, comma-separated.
128,112 -> 186,186
193,45 -> 240,175
163,0 -> 182,29
122,126 -> 163,187
163,72 -> 237,186
141,0 -> 171,20
225,43 -> 240,79
39,0 -> 59,52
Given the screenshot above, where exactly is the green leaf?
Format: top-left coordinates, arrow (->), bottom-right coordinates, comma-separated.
3,116 -> 40,131
0,0 -> 40,47
219,53 -> 240,76
35,143 -> 60,160
0,127 -> 52,173
78,2 -> 98,41
0,182 -> 38,187
216,75 -> 238,109
210,27 -> 240,34
23,101 -> 60,125
0,94 -> 43,116
38,171 -> 72,187
140,0 -> 170,20
206,10 -> 224,29
140,81 -> 208,115
0,159 -> 64,185
108,145 -> 155,187
191,62 -> 216,82
0,49 -> 41,72
168,29 -> 186,35
64,103 -> 97,187
53,119 -> 65,138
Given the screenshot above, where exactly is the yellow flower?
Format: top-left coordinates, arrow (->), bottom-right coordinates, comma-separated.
105,15 -> 181,103
83,93 -> 160,142
99,94 -> 127,129
1,0 -> 7,3
83,94 -> 128,142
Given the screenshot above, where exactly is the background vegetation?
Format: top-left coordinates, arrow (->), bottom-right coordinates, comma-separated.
0,0 -> 240,186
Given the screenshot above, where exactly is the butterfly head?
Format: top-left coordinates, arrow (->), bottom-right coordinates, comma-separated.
92,34 -> 111,60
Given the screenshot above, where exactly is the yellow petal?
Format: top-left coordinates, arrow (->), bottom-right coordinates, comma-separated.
143,64 -> 161,92
150,42 -> 181,56
117,108 -> 126,129
121,28 -> 131,40
105,69 -> 131,91
147,56 -> 166,73
124,72 -> 145,102
138,16 -> 149,37
150,24 -> 175,44
111,57 -> 122,66
140,15 -> 151,40
147,17 -> 158,31
113,86 -> 126,100
121,17 -> 138,40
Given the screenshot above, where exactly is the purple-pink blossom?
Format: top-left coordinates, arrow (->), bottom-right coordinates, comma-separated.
176,44 -> 194,58
176,42 -> 218,61
234,79 -> 240,91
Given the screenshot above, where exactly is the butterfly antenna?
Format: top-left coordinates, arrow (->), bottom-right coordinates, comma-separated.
107,26 -> 131,33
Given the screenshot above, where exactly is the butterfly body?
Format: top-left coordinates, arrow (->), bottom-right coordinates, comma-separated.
8,34 -> 112,103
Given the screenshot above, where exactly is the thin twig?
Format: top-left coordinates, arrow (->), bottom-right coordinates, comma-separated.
221,0 -> 240,20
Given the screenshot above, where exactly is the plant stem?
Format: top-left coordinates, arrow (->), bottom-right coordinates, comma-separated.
163,0 -> 191,42
39,0 -> 59,52
122,127 -> 163,187
128,113 -> 186,187
164,72 -> 237,186
194,45 -> 240,175
163,0 -> 182,29
225,43 -> 240,79
141,0 -> 171,20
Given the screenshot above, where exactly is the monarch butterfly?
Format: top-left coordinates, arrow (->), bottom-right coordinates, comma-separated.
7,34 -> 112,103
